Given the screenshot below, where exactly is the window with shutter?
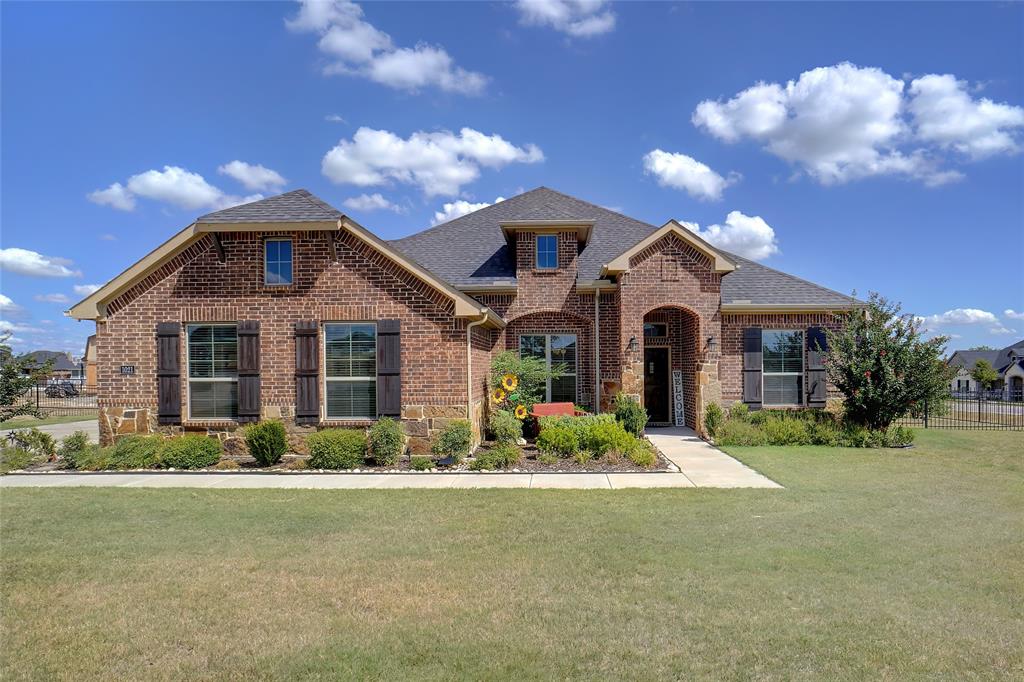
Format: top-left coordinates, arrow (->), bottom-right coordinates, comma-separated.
324,323 -> 376,419
762,330 -> 804,406
186,323 -> 238,419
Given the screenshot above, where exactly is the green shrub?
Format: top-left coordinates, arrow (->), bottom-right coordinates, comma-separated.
431,419 -> 473,462
572,449 -> 594,465
761,417 -> 810,446
749,410 -> 769,426
627,440 -> 657,469
409,455 -> 433,471
808,420 -> 841,446
14,428 -> 56,458
0,447 -> 34,473
538,414 -> 614,448
704,403 -> 725,437
213,459 -> 241,470
66,445 -> 113,471
584,419 -> 637,456
884,425 -> 915,447
245,420 -> 288,466
715,420 -> 767,446
840,423 -> 873,448
536,451 -> 559,465
729,402 -> 750,422
368,417 -> 405,466
614,393 -> 647,436
160,435 -> 221,470
536,426 -> 579,457
307,429 -> 367,470
58,430 -> 91,460
488,409 -> 523,444
470,443 -> 522,470
109,435 -> 164,469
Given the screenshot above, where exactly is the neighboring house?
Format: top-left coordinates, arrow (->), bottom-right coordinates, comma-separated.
68,187 -> 860,445
84,334 -> 98,389
18,350 -> 83,381
948,340 -> 1024,399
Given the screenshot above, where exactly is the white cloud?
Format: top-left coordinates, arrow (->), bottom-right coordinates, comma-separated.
920,308 -> 1000,327
1005,309 -> 1024,321
989,324 -> 1017,335
99,233 -> 117,241
0,320 -> 45,335
514,0 -> 616,37
325,113 -> 347,123
34,293 -> 72,304
342,193 -> 403,213
89,166 -> 264,212
322,127 -> 543,197
691,62 -> 1014,186
287,0 -> 488,94
88,182 -> 136,211
0,248 -> 81,278
432,196 -> 505,225
0,294 -> 22,314
217,161 -> 287,191
642,150 -> 739,201
73,284 -> 102,296
681,211 -> 779,261
908,74 -> 1024,159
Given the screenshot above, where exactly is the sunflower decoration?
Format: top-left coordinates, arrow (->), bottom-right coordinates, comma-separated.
491,387 -> 506,404
501,373 -> 519,392
514,405 -> 528,420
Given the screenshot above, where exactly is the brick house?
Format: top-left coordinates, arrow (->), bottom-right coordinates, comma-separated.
69,187 -> 859,445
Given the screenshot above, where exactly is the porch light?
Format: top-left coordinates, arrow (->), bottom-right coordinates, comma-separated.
628,336 -> 639,352
706,335 -> 718,354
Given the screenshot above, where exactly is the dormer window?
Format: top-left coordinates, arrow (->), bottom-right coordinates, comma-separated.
264,238 -> 293,285
536,234 -> 557,269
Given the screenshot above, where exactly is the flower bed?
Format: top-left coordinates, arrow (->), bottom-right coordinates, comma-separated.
705,403 -> 915,448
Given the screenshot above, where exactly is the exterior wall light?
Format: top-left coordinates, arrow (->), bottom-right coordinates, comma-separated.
706,335 -> 718,354
627,336 -> 639,352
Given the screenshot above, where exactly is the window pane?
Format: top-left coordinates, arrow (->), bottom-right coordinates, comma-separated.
266,240 -> 278,261
550,334 -> 576,371
265,240 -> 293,285
519,335 -> 547,361
536,235 -> 557,268
325,323 -> 376,379
188,325 -> 237,379
763,331 -> 804,374
189,381 -> 238,419
278,239 -> 291,261
763,374 -> 802,406
326,381 -> 376,419
644,323 -> 667,337
551,375 -> 576,403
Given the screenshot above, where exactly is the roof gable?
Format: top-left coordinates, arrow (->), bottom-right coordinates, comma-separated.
197,189 -> 342,224
603,220 -> 735,274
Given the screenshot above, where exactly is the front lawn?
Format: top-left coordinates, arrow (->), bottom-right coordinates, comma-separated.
1,429 -> 1021,679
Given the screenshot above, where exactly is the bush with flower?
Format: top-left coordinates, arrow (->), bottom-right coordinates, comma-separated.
488,350 -> 563,421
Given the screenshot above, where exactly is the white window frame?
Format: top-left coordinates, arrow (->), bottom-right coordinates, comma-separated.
264,237 -> 293,286
519,333 -> 578,403
322,321 -> 377,420
185,322 -> 239,421
535,234 -> 558,270
762,329 -> 804,407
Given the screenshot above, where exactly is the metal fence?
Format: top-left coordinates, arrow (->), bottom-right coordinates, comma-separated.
899,390 -> 1024,430
19,380 -> 98,417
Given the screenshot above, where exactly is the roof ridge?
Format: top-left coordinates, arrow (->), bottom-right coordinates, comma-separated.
723,251 -> 859,303
390,193 -> 526,243
536,186 -> 657,230
294,188 -> 342,216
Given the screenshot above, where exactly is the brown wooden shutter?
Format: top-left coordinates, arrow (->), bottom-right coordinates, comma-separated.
807,326 -> 828,407
742,327 -> 762,406
377,319 -> 401,417
295,321 -> 320,424
237,321 -> 261,422
156,322 -> 182,424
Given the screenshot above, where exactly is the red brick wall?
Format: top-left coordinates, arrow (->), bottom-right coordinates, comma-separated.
96,231 -> 469,421
720,312 -> 845,403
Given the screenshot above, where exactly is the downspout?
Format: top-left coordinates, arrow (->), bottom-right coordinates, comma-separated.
466,310 -> 489,423
594,289 -> 601,412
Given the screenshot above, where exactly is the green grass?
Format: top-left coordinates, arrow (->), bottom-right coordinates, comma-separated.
0,414 -> 96,429
1,429 -> 1021,680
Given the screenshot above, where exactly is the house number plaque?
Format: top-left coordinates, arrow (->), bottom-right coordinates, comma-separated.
120,365 -> 135,375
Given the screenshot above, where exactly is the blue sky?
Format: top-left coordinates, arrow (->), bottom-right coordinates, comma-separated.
2,1 -> 1022,356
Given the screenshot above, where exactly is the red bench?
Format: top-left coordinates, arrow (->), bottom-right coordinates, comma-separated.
529,402 -> 587,418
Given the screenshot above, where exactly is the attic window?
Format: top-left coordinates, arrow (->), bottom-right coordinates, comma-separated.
264,238 -> 292,286
536,234 -> 557,269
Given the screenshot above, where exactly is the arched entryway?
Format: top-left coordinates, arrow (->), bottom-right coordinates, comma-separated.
642,306 -> 700,428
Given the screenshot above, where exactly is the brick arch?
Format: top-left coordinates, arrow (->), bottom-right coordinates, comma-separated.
643,306 -> 701,429
500,309 -> 595,410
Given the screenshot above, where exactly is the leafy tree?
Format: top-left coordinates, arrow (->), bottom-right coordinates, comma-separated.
970,359 -> 1000,389
0,333 -> 52,422
824,293 -> 954,430
967,345 -> 996,351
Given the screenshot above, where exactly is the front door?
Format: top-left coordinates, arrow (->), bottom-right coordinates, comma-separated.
643,347 -> 670,423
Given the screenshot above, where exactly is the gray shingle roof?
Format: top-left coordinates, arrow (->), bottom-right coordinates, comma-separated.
197,189 -> 342,224
390,187 -> 858,307
950,340 -> 1024,374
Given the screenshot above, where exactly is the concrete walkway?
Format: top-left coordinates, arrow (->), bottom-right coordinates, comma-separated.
1,418 -> 99,444
1,425 -> 779,490
646,426 -> 781,488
